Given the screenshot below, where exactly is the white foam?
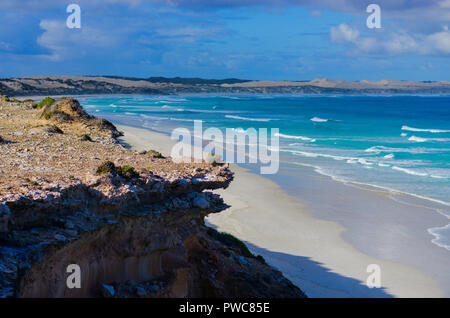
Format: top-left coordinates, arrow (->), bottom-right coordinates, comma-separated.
428,223 -> 450,250
169,117 -> 196,122
408,136 -> 450,142
275,133 -> 316,142
365,146 -> 382,153
290,161 -> 450,209
358,158 -> 373,166
402,125 -> 450,133
408,136 -> 428,142
392,166 -> 428,177
383,153 -> 394,159
225,115 -> 276,122
289,150 -> 375,167
365,145 -> 434,154
310,117 -> 329,122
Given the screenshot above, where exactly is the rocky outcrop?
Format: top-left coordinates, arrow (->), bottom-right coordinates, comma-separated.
0,96 -> 306,298
0,165 -> 304,298
39,97 -> 123,138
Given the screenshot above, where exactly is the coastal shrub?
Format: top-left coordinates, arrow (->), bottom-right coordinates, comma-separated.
36,97 -> 55,109
216,232 -> 254,258
149,149 -> 164,158
118,165 -> 139,179
96,161 -> 116,175
95,161 -> 139,179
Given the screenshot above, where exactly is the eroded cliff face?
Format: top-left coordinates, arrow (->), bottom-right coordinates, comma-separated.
0,96 -> 306,298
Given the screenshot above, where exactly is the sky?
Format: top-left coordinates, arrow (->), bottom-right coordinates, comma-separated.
0,0 -> 449,80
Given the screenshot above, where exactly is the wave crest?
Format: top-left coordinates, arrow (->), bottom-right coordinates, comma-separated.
402,125 -> 450,133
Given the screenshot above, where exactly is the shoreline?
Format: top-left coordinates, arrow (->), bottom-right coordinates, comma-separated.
116,123 -> 446,298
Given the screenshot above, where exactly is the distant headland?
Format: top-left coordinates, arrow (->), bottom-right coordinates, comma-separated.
2,76 -> 450,96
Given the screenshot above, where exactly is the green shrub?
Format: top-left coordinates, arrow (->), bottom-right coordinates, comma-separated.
118,165 -> 139,179
95,162 -> 139,180
36,97 -> 55,109
149,149 -> 164,158
95,161 -> 116,175
217,232 -> 253,258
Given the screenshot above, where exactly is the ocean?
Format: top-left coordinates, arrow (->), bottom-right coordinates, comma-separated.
78,94 -> 450,249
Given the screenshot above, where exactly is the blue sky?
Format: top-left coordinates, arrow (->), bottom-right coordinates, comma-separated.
0,0 -> 449,80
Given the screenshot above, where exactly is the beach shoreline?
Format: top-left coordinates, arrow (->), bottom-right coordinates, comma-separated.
116,123 -> 447,298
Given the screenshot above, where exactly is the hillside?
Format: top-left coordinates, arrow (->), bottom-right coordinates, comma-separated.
2,76 -> 450,96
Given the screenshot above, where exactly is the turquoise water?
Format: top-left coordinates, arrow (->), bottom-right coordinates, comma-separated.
78,94 -> 450,247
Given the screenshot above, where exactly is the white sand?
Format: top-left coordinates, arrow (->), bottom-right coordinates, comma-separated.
116,124 -> 445,298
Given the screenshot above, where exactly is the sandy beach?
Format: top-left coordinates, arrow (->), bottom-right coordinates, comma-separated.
116,124 -> 446,298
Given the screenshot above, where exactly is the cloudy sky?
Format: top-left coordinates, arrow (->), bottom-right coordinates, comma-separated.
0,0 -> 449,80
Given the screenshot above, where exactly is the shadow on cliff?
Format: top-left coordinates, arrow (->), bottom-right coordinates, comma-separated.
206,224 -> 393,298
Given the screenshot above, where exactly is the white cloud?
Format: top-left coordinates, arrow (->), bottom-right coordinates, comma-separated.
37,19 -> 121,61
428,29 -> 450,53
330,24 -> 450,56
330,24 -> 359,43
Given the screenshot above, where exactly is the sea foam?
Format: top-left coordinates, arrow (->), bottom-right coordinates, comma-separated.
402,125 -> 450,133
225,115 -> 276,122
310,117 -> 329,122
275,133 -> 316,142
408,136 -> 428,142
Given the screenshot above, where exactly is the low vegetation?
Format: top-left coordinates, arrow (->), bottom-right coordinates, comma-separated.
36,97 -> 55,109
118,165 -> 139,179
148,149 -> 164,158
95,161 -> 139,180
216,232 -> 266,263
41,110 -> 70,121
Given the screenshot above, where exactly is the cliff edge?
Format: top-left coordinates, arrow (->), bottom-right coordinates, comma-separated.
0,96 -> 306,298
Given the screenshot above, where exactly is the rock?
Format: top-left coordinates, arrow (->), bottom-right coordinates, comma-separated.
54,234 -> 66,242
64,221 -> 75,229
46,125 -> 63,134
193,196 -> 210,209
101,284 -> 115,297
0,203 -> 10,232
135,286 -> 147,296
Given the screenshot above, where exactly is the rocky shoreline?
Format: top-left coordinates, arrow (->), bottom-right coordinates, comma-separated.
0,95 -> 306,298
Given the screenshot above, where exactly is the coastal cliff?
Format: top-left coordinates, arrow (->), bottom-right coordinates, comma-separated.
0,96 -> 305,298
